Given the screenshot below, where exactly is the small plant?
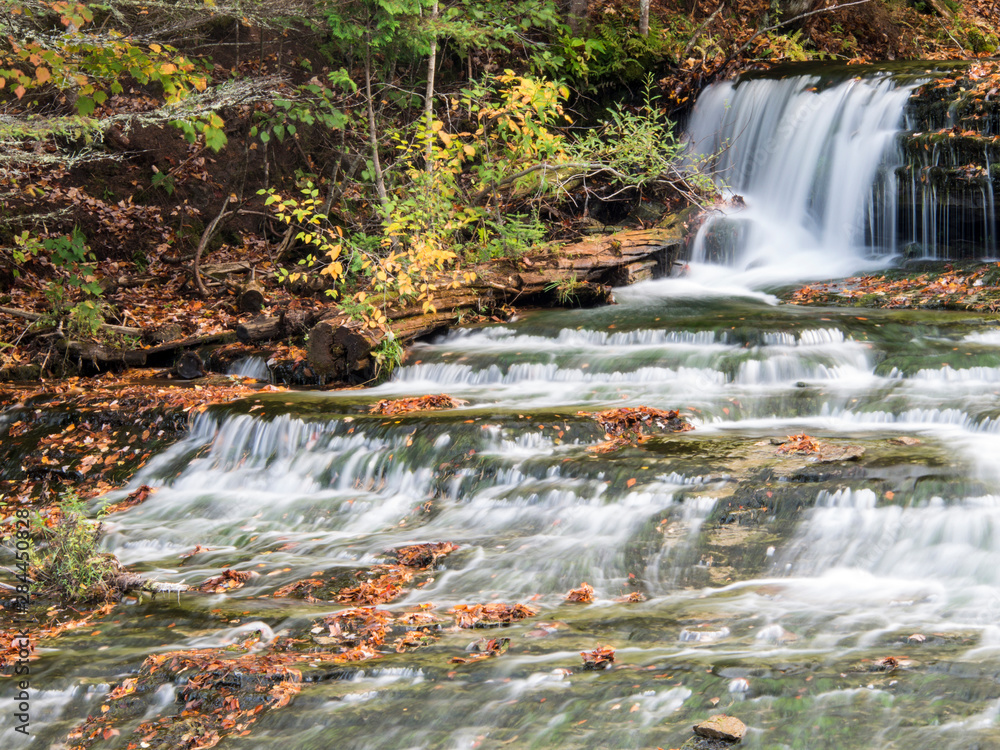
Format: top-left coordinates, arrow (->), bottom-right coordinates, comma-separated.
67,299 -> 110,338
5,230 -> 37,279
9,228 -> 109,338
372,332 -> 404,382
27,494 -> 127,603
568,74 -> 719,204
471,212 -> 547,262
150,169 -> 176,196
547,274 -> 582,305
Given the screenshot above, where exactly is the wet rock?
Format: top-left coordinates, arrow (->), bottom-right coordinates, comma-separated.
815,444 -> 865,462
693,714 -> 747,743
679,627 -> 730,643
755,624 -> 797,644
728,677 -> 750,695
628,198 -> 666,225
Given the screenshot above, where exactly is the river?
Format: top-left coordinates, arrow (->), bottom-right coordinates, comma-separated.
9,66 -> 1000,750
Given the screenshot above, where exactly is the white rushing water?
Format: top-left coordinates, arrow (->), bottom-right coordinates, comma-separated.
682,73 -> 918,286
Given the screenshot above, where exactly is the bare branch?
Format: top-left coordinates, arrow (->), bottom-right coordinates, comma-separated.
682,2 -> 726,61
193,197 -> 233,298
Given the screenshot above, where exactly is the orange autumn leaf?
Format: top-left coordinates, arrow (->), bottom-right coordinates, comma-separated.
566,582 -> 594,603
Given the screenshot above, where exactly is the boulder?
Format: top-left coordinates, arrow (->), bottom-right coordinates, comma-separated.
693,714 -> 747,743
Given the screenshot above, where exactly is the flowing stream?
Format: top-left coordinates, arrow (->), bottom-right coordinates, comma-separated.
10,68 -> 1000,749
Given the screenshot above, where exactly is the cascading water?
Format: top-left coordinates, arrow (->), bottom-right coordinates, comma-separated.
15,294 -> 1000,749
682,65 -> 1000,271
11,66 -> 1000,750
684,73 -> 917,283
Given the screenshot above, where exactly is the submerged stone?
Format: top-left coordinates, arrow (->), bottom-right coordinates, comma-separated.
681,737 -> 741,750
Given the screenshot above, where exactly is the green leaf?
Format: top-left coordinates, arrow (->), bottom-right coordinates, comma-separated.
77,97 -> 96,117
204,126 -> 227,152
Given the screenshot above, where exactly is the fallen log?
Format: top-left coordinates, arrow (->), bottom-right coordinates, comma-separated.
237,280 -> 267,313
59,330 -> 237,374
236,308 -> 325,343
142,331 -> 236,357
308,313 -> 457,383
173,351 -> 205,379
236,315 -> 283,344
1,306 -> 142,337
60,340 -> 148,370
302,228 -> 684,382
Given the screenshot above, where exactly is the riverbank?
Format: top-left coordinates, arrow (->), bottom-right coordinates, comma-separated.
0,212 -> 691,385
786,260 -> 1000,311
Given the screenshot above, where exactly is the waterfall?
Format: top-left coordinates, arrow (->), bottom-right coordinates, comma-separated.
684,73 -> 917,279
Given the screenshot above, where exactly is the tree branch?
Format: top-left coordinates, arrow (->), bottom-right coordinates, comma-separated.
682,2 -> 726,61
193,196 -> 233,297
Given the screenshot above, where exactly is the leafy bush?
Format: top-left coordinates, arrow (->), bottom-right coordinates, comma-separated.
27,494 -> 126,603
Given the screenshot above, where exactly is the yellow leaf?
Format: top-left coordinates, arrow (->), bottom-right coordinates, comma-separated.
463,144 -> 475,157
159,63 -> 177,75
14,84 -> 25,99
149,43 -> 162,53
193,76 -> 207,92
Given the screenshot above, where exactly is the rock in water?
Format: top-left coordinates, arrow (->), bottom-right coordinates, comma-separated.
693,715 -> 747,743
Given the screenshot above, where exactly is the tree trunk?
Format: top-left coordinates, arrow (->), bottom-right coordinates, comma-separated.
364,48 -> 389,209
236,315 -> 283,343
304,227 -> 687,384
639,0 -> 650,37
424,0 -> 439,171
568,0 -> 589,35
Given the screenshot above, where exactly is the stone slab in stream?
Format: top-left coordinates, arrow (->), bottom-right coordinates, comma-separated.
693,714 -> 747,743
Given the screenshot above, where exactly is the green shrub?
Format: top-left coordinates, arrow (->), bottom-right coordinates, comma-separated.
28,494 -> 126,603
